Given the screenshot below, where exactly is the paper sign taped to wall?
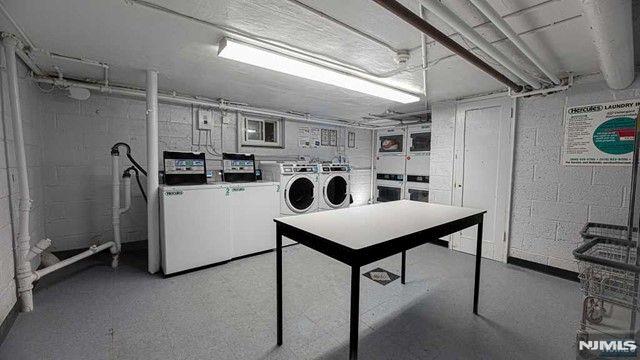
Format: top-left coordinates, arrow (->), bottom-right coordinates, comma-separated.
311,128 -> 320,148
562,99 -> 640,166
298,126 -> 310,148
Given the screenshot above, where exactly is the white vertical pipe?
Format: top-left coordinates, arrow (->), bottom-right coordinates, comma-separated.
581,0 -> 635,90
121,176 -> 131,214
146,70 -> 160,274
420,0 -> 541,89
110,154 -> 121,268
2,35 -> 33,312
468,0 -> 561,85
420,6 -> 429,102
370,129 -> 375,203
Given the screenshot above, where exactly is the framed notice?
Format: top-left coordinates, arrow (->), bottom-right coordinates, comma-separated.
348,131 -> 356,148
562,99 -> 640,166
321,129 -> 330,146
329,129 -> 337,146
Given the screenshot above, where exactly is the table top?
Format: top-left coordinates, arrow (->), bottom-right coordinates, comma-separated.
275,200 -> 485,250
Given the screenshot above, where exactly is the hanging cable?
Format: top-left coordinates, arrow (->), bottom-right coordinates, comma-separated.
123,166 -> 147,203
205,130 -> 221,156
111,142 -> 147,176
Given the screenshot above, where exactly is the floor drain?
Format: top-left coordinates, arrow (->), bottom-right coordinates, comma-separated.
363,268 -> 399,286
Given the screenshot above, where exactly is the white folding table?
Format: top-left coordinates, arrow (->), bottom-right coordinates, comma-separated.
274,200 -> 486,360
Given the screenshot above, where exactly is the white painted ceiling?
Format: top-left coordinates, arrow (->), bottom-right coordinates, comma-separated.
0,0 -> 638,121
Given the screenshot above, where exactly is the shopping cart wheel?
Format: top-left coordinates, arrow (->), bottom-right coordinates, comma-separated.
585,299 -> 605,324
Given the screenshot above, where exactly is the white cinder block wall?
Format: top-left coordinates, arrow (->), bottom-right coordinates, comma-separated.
428,102 -> 456,206
0,54 -> 46,323
40,91 -> 372,252
429,75 -> 640,272
510,76 -> 640,271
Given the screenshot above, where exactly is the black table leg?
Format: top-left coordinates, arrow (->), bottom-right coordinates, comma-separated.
473,217 -> 483,315
349,265 -> 360,360
401,250 -> 406,284
276,225 -> 283,346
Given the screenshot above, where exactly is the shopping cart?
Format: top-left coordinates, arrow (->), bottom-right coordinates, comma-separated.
573,110 -> 640,355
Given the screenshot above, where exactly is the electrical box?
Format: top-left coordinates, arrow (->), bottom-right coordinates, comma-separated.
198,108 -> 213,131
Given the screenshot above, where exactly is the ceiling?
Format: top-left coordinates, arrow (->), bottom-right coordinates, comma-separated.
0,0 -> 638,121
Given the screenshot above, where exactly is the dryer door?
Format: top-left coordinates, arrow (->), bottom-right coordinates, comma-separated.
407,187 -> 429,202
285,175 -> 315,213
323,174 -> 349,208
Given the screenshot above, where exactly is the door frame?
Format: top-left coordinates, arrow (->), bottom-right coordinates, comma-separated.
451,95 -> 515,262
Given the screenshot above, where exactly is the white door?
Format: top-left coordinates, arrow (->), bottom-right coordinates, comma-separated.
452,97 -> 513,262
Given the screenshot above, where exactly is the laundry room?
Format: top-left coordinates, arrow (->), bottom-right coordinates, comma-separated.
1,1 -> 640,359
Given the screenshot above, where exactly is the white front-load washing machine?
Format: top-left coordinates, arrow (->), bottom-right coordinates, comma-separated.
261,162 -> 319,215
317,164 -> 351,210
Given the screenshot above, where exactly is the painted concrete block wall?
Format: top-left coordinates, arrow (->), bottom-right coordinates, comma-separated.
429,102 -> 456,207
0,55 -> 46,324
510,76 -> 640,271
40,92 -> 372,251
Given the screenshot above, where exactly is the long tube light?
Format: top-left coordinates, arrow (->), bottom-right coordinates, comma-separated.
217,37 -> 420,104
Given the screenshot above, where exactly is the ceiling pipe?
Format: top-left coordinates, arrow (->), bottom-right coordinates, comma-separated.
420,5 -> 429,106
370,0 -> 522,92
468,0 -> 561,85
581,0 -> 635,90
285,0 -> 399,54
509,74 -> 573,98
419,0 -> 541,89
369,110 -> 431,120
0,2 -> 35,49
407,0 -> 562,54
31,75 -> 375,129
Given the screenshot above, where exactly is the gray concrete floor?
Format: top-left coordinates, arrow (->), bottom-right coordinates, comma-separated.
0,244 -> 582,360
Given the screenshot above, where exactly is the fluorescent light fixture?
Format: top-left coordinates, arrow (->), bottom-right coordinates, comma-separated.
217,38 -> 420,104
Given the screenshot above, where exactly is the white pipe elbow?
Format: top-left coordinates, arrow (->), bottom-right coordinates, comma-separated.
27,238 -> 52,261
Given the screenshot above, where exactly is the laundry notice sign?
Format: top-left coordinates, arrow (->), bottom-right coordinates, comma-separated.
562,99 -> 639,166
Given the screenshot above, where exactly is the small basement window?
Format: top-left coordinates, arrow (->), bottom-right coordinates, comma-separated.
240,116 -> 283,147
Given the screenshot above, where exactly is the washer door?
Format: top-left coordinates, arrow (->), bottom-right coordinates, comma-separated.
285,176 -> 315,213
323,175 -> 348,208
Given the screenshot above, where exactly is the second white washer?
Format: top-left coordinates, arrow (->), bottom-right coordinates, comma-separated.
318,164 -> 351,210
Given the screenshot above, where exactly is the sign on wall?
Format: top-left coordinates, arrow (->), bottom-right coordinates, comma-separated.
562,99 -> 640,166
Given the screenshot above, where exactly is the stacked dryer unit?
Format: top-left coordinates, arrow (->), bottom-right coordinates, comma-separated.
405,124 -> 431,203
375,124 -> 431,203
375,128 -> 406,202
317,163 -> 351,210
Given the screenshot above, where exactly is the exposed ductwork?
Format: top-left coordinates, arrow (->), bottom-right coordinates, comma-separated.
581,0 -> 635,90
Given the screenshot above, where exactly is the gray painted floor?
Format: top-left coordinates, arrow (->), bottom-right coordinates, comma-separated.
0,244 -> 582,360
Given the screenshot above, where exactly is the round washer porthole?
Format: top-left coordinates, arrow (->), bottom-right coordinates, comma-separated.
285,176 -> 315,213
324,175 -> 348,208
